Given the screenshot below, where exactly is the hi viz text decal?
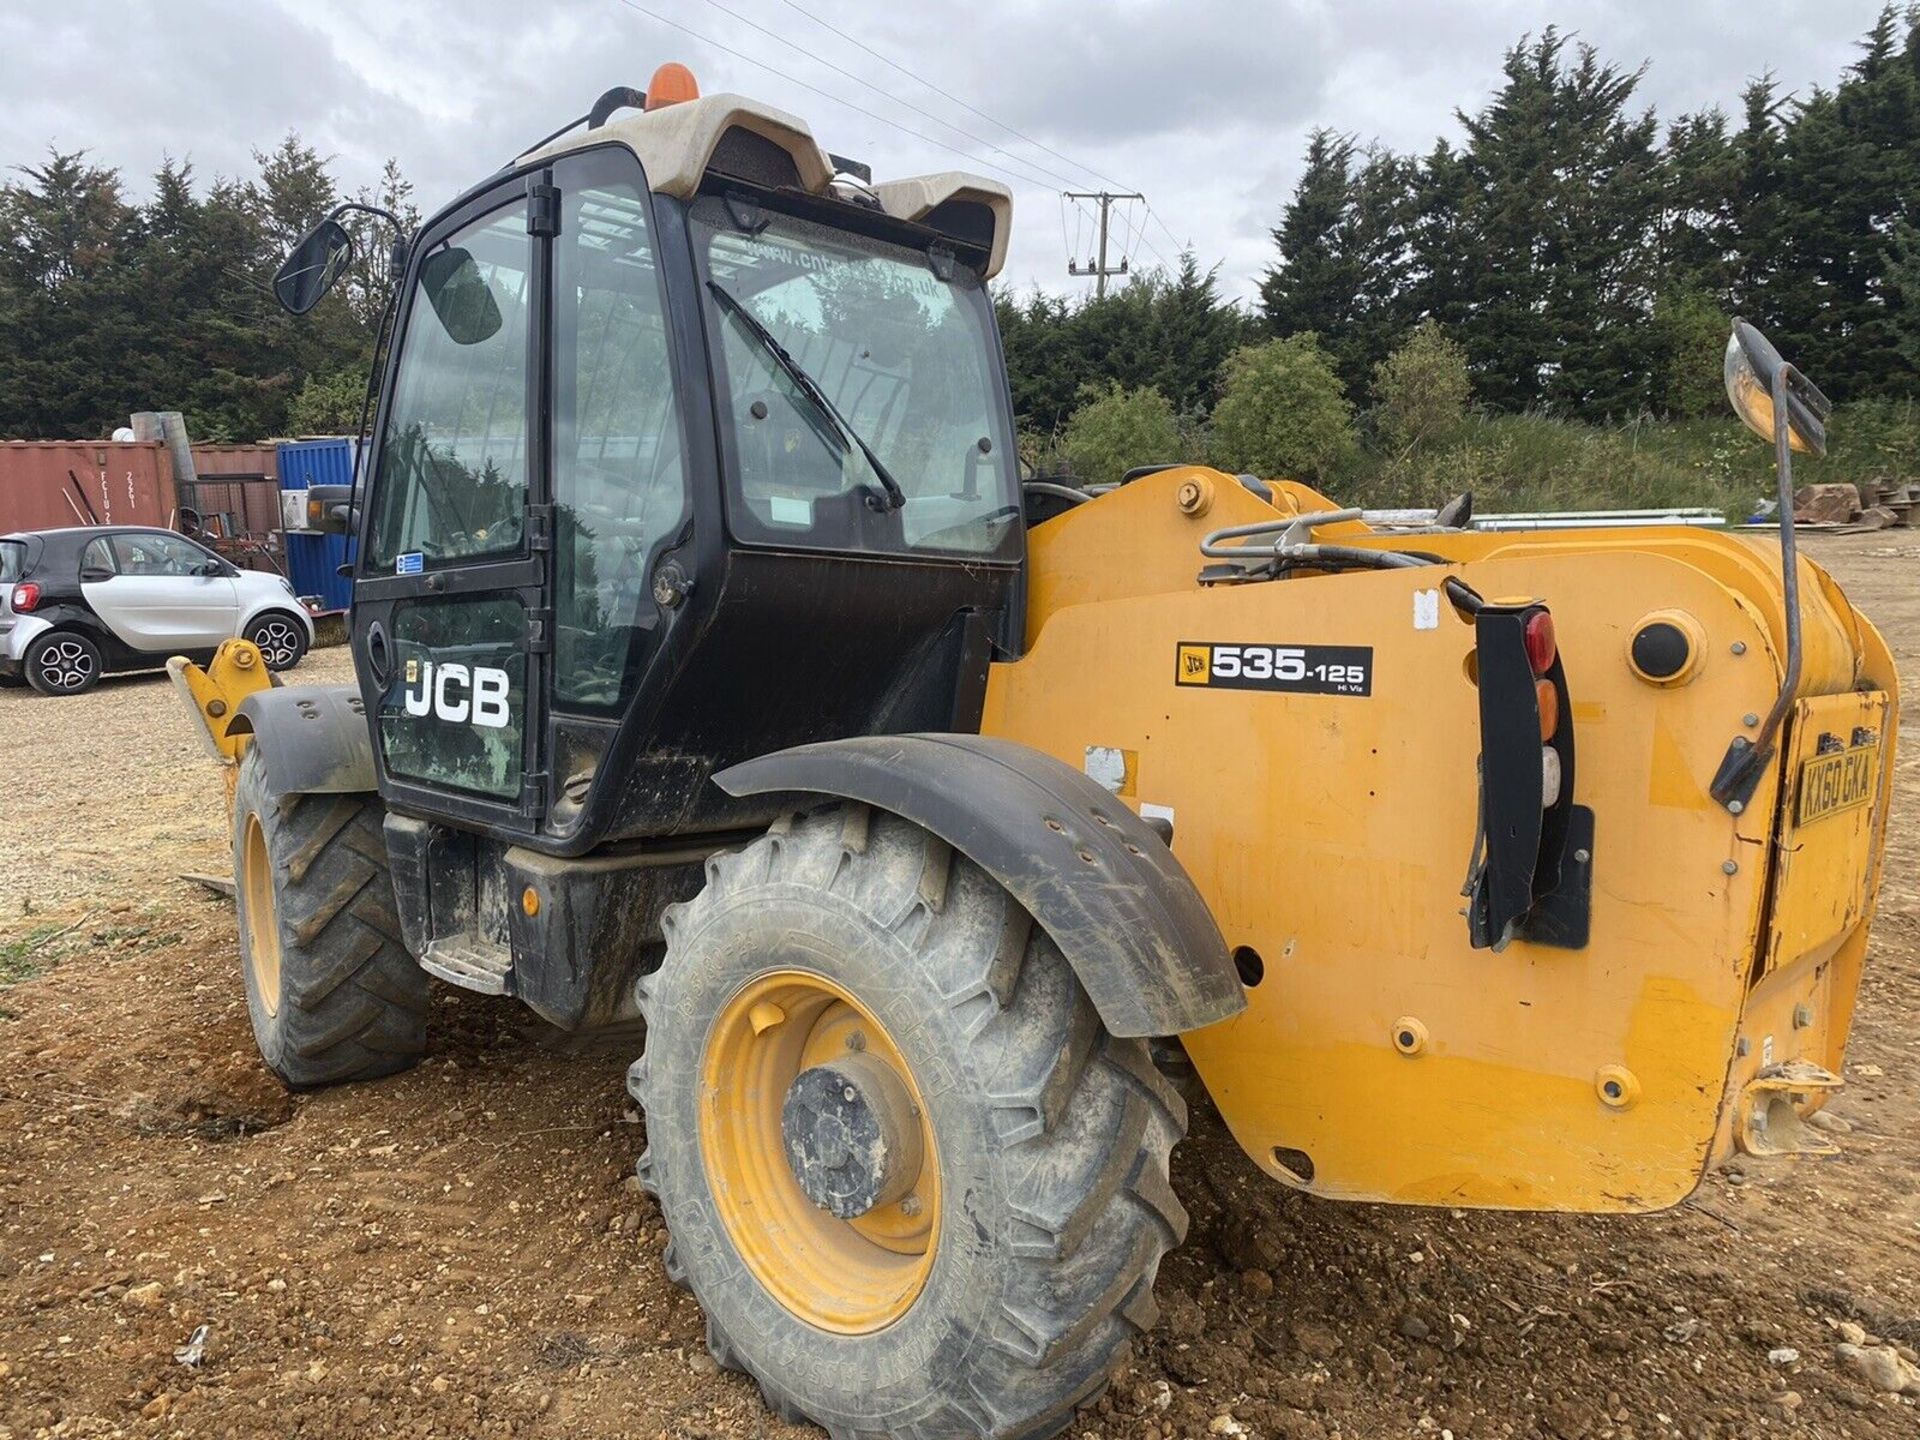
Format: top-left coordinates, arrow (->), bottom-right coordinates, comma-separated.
403,659 -> 512,728
1175,642 -> 1374,696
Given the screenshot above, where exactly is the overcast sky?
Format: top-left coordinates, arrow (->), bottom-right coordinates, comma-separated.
0,0 -> 1896,302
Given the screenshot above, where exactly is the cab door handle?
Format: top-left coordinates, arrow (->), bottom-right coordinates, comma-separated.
365,620 -> 392,688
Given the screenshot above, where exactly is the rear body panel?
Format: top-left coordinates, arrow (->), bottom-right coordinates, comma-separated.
982,469 -> 1896,1212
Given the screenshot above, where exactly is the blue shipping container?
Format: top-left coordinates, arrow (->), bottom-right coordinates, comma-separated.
277,438 -> 357,613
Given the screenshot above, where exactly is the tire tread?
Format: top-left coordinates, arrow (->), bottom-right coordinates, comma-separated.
636,805 -> 1186,1440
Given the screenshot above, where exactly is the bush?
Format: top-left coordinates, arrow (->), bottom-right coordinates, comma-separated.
1650,290 -> 1731,418
287,368 -> 370,435
1372,320 -> 1470,452
1210,335 -> 1356,482
1059,381 -> 1184,487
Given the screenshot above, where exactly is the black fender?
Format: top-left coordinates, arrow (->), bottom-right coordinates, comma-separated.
715,733 -> 1245,1038
230,684 -> 376,794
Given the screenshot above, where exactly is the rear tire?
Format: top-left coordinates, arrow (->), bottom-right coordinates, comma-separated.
632,805 -> 1188,1440
232,747 -> 428,1086
245,611 -> 309,671
25,631 -> 102,695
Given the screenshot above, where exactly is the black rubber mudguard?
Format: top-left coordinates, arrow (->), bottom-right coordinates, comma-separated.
230,684 -> 377,795
715,733 -> 1245,1038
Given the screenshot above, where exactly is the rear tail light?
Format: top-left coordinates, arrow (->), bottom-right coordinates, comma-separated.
1523,609 -> 1557,674
10,581 -> 40,612
1541,745 -> 1563,807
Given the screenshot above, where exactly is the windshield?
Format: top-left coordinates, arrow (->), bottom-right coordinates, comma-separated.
691,199 -> 1018,558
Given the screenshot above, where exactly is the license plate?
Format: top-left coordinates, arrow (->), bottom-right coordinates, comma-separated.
1795,744 -> 1878,827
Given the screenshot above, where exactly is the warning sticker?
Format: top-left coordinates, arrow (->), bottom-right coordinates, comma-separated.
1174,642 -> 1373,696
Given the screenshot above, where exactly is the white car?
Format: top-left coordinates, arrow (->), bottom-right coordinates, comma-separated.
0,526 -> 314,695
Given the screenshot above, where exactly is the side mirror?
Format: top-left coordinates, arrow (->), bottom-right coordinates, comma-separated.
419,247 -> 504,345
304,484 -> 357,537
274,217 -> 355,315
1724,319 -> 1831,457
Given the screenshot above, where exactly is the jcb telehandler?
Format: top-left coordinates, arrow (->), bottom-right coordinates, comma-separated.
174,65 -> 1897,1440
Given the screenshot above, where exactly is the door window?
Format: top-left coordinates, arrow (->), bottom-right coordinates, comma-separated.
378,596 -> 528,801
367,205 -> 535,570
79,537 -> 116,576
552,156 -> 686,711
110,533 -> 213,576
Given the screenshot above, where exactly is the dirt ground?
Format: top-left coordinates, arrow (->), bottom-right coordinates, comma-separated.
2,534 -> 1917,1440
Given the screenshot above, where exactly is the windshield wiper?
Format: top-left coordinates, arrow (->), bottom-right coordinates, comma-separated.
706,279 -> 906,512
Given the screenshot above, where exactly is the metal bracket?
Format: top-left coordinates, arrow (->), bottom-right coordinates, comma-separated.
526,607 -> 555,655
526,501 -> 554,553
527,182 -> 561,237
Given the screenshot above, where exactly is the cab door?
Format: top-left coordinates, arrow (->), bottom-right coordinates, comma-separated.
352,174 -> 553,829
352,147 -> 689,837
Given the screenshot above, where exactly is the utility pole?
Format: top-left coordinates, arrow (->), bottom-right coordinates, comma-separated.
1066,191 -> 1143,299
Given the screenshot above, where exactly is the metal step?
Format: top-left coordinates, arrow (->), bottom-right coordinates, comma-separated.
420,937 -> 513,995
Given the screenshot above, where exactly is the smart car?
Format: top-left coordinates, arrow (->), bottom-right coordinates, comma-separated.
0,526 -> 312,695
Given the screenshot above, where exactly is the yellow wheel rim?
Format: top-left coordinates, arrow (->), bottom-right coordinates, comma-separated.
699,970 -> 940,1335
240,813 -> 282,1017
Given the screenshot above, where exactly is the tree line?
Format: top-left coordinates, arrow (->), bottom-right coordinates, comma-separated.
0,139 -> 413,442
999,6 -> 1920,466
2,8 -> 1916,461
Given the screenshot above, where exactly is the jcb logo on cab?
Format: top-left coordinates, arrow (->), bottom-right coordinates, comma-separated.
403,661 -> 511,729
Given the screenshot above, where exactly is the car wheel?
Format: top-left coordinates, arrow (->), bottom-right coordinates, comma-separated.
25,632 -> 103,696
245,612 -> 309,671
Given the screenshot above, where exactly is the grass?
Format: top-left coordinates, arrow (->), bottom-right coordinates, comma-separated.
0,923 -> 73,988
1332,400 -> 1920,519
1024,398 -> 1920,518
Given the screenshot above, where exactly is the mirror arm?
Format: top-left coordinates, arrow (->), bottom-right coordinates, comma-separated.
327,200 -> 405,235
1708,363 -> 1805,812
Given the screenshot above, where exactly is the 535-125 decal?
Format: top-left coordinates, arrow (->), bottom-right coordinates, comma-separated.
1175,642 -> 1374,696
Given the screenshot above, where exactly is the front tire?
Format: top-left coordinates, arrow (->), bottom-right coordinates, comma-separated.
632,806 -> 1187,1440
25,631 -> 102,695
245,611 -> 309,671
232,747 -> 428,1086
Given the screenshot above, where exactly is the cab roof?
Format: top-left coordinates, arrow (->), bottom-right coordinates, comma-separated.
525,92 -> 1012,279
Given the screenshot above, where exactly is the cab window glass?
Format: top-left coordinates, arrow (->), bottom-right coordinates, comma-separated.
552,157 -> 686,712
111,533 -> 212,576
692,201 -> 1017,559
368,205 -> 533,569
378,596 -> 527,799
79,537 -> 115,575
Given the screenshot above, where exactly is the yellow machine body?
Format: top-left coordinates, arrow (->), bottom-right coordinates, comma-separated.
982,468 -> 1896,1213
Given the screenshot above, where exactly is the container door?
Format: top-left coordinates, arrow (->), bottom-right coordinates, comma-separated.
351,174 -> 552,829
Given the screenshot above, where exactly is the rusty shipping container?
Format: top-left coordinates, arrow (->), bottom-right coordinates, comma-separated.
0,441 -> 283,534
0,442 -> 176,531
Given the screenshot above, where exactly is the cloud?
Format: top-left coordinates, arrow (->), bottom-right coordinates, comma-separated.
0,0 -> 1895,300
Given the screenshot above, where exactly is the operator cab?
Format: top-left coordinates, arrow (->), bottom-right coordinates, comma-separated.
305,70 -> 1023,853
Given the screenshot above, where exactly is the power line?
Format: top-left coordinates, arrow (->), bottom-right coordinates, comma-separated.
1146,203 -> 1188,261
774,0 -> 1138,196
612,0 -> 1059,197
691,0 -> 1084,194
